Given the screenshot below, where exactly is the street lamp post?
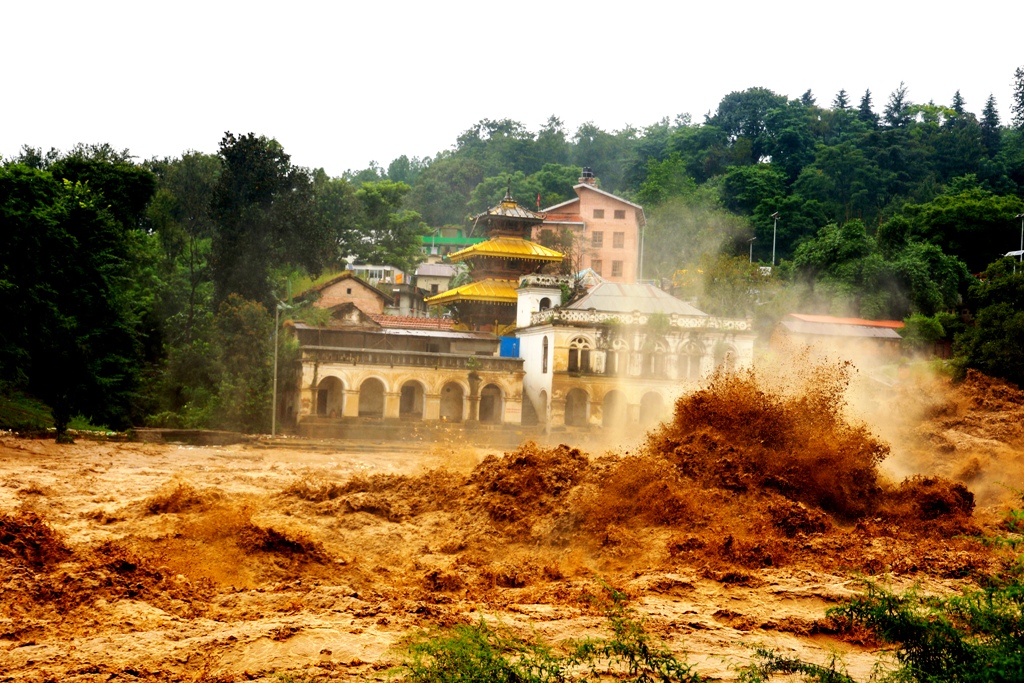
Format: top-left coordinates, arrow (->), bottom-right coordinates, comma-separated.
272,301 -> 293,437
748,236 -> 757,264
1017,214 -> 1024,264
770,212 -> 780,266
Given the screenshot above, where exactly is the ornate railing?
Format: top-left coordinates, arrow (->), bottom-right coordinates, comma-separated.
530,309 -> 752,331
300,346 -> 523,372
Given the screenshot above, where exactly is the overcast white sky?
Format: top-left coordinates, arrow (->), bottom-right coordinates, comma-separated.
3,1 -> 1022,177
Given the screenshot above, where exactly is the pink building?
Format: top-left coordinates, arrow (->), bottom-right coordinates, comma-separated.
538,169 -> 646,283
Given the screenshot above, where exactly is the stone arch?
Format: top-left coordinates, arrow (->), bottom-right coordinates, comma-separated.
358,377 -> 386,417
479,383 -> 503,424
439,381 -> 465,422
602,390 -> 628,428
639,391 -> 665,427
568,336 -> 593,374
315,376 -> 344,417
399,380 -> 426,420
564,388 -> 589,426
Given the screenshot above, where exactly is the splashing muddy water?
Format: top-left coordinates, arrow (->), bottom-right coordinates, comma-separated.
1,362 -> 1021,681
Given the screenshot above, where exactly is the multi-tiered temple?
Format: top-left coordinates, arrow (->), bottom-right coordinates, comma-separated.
425,189 -> 563,332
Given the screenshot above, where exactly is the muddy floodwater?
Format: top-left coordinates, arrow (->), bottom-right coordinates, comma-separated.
2,366 -> 1022,681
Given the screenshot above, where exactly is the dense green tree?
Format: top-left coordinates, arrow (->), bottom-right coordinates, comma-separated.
665,123 -> 732,183
761,101 -> 816,181
1,163 -> 153,439
1012,66 -> 1024,131
530,163 -> 581,208
571,122 -> 636,193
832,89 -> 850,110
353,180 -> 428,273
980,94 -> 1002,158
720,163 -> 786,215
792,220 -> 967,319
534,116 -> 571,167
406,153 -> 484,226
386,155 -> 427,186
634,154 -> 697,207
901,186 -> 1024,272
706,87 -> 788,164
310,170 -> 360,264
147,152 -> 220,346
214,294 -> 273,432
882,82 -> 913,128
858,89 -> 878,127
955,257 -> 1024,386
211,132 -> 329,305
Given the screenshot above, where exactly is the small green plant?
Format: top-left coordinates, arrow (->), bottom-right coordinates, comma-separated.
569,586 -> 702,682
737,647 -> 854,683
397,618 -> 566,683
394,586 -> 702,682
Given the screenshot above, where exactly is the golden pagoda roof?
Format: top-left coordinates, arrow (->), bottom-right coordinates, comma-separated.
473,188 -> 546,222
447,237 -> 564,263
425,278 -> 519,306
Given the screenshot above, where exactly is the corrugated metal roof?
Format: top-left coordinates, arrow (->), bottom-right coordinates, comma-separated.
568,282 -> 708,316
415,263 -> 457,277
424,278 -> 519,305
785,313 -> 905,329
369,314 -> 454,330
293,322 -> 492,341
780,320 -> 903,339
447,237 -> 564,263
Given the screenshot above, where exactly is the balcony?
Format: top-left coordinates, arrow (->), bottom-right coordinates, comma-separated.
300,346 -> 523,373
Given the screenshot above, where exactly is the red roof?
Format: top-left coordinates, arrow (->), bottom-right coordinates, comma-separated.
542,214 -> 585,223
369,314 -> 454,330
785,313 -> 904,329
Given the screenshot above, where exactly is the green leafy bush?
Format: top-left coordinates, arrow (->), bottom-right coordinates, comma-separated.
395,587 -> 701,683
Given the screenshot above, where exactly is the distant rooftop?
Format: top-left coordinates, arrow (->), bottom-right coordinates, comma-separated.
780,314 -> 904,339
567,282 -> 707,316
369,314 -> 454,331
416,263 -> 457,277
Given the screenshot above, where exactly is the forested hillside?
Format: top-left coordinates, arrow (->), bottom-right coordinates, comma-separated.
5,72 -> 1024,436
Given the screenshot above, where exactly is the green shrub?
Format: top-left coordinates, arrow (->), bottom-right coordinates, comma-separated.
395,587 -> 702,683
398,618 -> 566,683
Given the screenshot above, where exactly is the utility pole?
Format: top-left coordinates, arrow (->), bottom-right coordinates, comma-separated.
272,301 -> 293,436
770,212 -> 780,266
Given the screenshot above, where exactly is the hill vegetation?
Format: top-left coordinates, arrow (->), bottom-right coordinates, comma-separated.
5,70 -> 1024,433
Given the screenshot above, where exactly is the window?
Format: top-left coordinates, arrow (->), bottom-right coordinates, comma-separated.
611,261 -> 623,277
346,288 -> 352,295
568,337 -> 591,374
592,231 -> 603,248
613,232 -> 624,248
614,209 -> 626,219
542,337 -> 548,374
430,284 -> 439,295
426,342 -> 440,354
593,209 -> 605,219
592,259 -> 603,276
